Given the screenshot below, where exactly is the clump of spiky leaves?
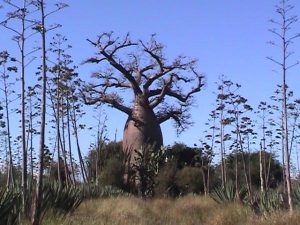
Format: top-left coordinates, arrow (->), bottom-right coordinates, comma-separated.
42,184 -> 83,216
0,188 -> 21,225
292,185 -> 300,208
21,183 -> 84,223
250,190 -> 285,215
210,182 -> 285,215
210,181 -> 248,204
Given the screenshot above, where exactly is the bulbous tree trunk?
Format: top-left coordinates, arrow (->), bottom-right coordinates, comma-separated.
123,94 -> 163,190
83,33 -> 204,194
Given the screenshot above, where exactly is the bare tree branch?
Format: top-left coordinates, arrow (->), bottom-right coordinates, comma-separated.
157,105 -> 192,133
84,32 -> 204,133
149,71 -> 204,108
86,33 -> 142,94
267,56 -> 283,66
81,88 -> 131,115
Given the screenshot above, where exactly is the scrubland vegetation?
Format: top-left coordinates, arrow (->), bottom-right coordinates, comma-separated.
25,196 -> 300,225
1,0 -> 300,225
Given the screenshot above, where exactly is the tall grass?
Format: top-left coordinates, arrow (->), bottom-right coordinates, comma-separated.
38,195 -> 300,225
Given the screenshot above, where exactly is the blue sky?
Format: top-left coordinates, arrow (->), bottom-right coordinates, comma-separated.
1,0 -> 300,155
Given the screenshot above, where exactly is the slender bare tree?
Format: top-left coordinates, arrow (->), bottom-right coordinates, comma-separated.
268,0 -> 300,212
31,1 -> 67,224
0,0 -> 38,209
0,51 -> 17,189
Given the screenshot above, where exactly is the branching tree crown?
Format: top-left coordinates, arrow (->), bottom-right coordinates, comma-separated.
82,32 -> 204,133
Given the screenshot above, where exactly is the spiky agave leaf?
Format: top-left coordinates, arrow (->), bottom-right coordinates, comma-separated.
210,181 -> 248,204
42,183 -> 83,216
0,189 -> 21,225
250,190 -> 284,215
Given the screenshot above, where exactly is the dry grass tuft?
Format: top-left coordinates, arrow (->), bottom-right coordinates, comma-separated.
38,196 -> 300,225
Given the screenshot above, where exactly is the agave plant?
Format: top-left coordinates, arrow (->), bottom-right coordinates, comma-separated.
0,189 -> 21,225
250,191 -> 284,215
292,185 -> 300,208
42,183 -> 83,216
210,181 -> 248,204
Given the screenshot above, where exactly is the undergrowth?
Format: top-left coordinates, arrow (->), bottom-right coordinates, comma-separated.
37,195 -> 300,225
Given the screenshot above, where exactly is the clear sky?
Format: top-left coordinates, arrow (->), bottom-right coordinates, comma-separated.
1,0 -> 300,154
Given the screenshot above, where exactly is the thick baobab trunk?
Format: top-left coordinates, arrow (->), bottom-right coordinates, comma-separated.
123,95 -> 163,152
123,95 -> 163,189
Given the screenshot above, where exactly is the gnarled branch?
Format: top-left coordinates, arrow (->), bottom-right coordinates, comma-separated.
157,105 -> 192,134
81,87 -> 131,115
83,33 -> 204,132
86,32 -> 142,94
149,71 -> 204,108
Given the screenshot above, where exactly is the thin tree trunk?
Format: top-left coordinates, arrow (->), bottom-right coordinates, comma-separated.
237,126 -> 252,200
207,165 -> 210,194
297,148 -> 300,175
21,0 -> 28,209
3,70 -> 14,189
31,1 -> 46,223
266,148 -> 272,191
57,136 -> 62,184
27,93 -> 34,186
259,144 -> 264,193
262,116 -> 267,191
56,77 -> 62,185
283,69 -> 293,211
95,116 -> 102,185
246,134 -> 252,190
220,99 -> 226,188
30,115 -> 34,186
235,153 -> 238,199
281,9 -> 293,209
207,117 -> 216,194
71,103 -> 88,183
201,168 -> 207,196
289,115 -> 298,160
60,102 -> 71,186
66,96 -> 76,185
281,116 -> 286,194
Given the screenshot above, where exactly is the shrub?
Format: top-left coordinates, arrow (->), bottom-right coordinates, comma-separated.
175,166 -> 203,195
100,157 -> 124,189
154,159 -> 179,197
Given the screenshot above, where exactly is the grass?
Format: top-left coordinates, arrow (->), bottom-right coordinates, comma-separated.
22,195 -> 300,225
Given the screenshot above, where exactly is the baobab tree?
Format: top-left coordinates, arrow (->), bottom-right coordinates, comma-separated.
83,32 -> 204,186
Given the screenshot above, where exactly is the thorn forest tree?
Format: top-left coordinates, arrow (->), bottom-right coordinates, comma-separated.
83,32 -> 204,188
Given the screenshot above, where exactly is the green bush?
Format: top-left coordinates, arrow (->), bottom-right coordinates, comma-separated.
100,157 -> 124,189
175,166 -> 203,195
154,159 -> 179,197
